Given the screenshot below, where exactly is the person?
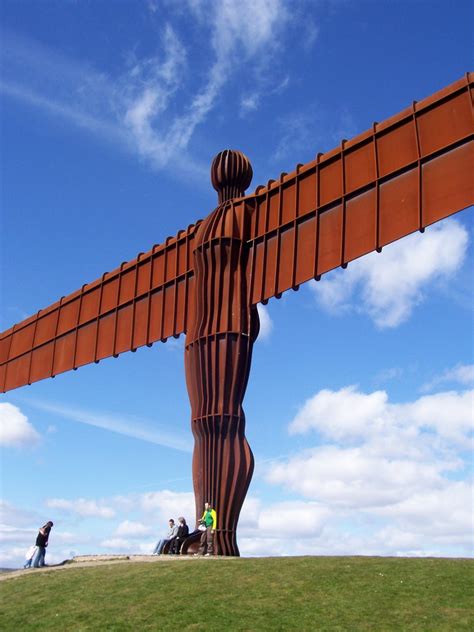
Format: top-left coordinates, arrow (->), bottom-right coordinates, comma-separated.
169,517 -> 189,554
152,519 -> 178,555
33,521 -> 53,568
23,545 -> 37,569
195,502 -> 217,556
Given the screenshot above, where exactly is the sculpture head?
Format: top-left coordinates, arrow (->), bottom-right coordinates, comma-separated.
211,149 -> 253,204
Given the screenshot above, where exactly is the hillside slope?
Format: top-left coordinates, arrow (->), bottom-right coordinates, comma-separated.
1,556 -> 472,631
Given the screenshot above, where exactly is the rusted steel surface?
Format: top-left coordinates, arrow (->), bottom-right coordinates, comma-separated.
0,224 -> 200,392
185,154 -> 258,554
246,73 -> 473,303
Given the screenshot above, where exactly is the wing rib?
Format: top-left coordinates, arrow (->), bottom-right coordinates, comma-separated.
245,73 -> 473,304
0,223 -> 201,392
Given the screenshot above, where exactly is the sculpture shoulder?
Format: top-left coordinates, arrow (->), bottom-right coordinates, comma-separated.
195,202 -> 251,246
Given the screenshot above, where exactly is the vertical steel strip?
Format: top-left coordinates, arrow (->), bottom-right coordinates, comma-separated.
183,228 -> 191,334
340,140 -> 348,268
93,274 -> 106,363
272,174 -> 285,297
50,297 -> 64,379
412,101 -> 424,232
259,185 -> 272,303
313,155 -> 322,280
373,122 -> 382,252
172,238 -> 180,337
72,285 -> 86,371
291,165 -> 302,289
112,263 -> 127,357
247,197 -> 260,306
130,255 -> 142,351
26,310 -> 41,385
146,245 -> 159,347
215,217 -> 226,337
159,239 -> 170,341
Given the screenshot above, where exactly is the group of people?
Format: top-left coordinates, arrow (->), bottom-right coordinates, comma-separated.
23,503 -> 217,568
152,516 -> 189,555
152,502 -> 217,556
24,521 -> 54,569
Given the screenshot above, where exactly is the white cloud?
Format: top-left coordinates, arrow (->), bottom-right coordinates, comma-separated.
0,402 -> 40,447
138,490 -> 195,522
259,380 -> 472,557
373,482 -> 472,537
0,525 -> 36,544
422,363 -> 474,392
288,385 -> 473,451
114,520 -> 153,538
289,386 -> 390,440
312,219 -> 468,328
395,390 -> 473,446
26,399 -> 192,452
266,445 -> 450,509
100,537 -> 131,550
0,501 -> 41,529
46,498 -> 116,519
257,304 -> 273,340
256,501 -> 330,537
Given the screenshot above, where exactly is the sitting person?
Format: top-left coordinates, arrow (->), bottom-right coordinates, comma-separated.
169,517 -> 189,554
152,519 -> 178,555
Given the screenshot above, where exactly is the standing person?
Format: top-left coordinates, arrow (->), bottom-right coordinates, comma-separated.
33,521 -> 53,568
170,517 -> 189,554
152,519 -> 178,555
196,502 -> 217,556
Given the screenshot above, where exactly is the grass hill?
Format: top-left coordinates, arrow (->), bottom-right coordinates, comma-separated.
1,556 -> 472,631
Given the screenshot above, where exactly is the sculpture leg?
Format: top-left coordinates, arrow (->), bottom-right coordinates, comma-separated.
192,413 -> 254,556
186,332 -> 255,556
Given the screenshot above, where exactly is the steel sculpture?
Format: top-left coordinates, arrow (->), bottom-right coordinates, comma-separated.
1,75 -> 473,556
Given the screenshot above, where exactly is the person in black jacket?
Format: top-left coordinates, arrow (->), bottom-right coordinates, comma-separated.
33,521 -> 53,568
169,517 -> 189,554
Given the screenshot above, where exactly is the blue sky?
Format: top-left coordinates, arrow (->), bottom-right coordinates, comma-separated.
1,0 -> 473,566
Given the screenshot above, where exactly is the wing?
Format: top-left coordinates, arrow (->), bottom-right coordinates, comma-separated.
245,73 -> 473,304
0,223 -> 200,392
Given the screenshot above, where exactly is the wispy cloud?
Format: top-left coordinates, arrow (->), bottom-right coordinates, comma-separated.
421,363 -> 474,393
23,399 -> 192,452
1,1 -> 295,176
239,76 -> 290,118
273,104 -> 357,165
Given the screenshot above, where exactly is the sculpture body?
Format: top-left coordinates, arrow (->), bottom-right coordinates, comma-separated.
185,152 -> 259,556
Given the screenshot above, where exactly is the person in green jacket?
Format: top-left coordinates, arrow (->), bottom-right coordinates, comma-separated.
196,502 -> 217,556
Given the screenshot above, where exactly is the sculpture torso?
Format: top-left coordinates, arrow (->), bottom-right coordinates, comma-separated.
184,199 -> 259,556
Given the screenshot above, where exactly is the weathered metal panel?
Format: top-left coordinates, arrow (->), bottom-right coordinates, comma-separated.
248,73 -> 473,305
1,225 -> 199,391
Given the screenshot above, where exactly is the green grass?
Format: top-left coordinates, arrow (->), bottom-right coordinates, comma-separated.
1,557 -> 472,631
